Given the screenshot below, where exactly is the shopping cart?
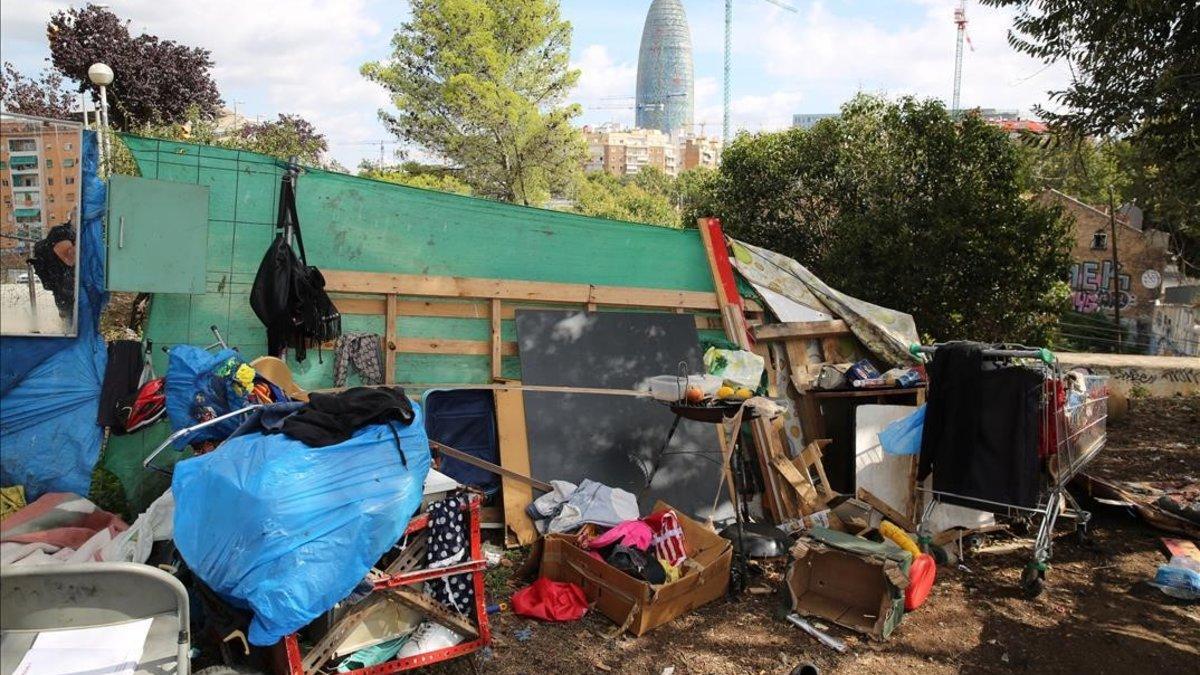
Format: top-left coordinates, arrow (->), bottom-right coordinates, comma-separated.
909,343 -> 1109,597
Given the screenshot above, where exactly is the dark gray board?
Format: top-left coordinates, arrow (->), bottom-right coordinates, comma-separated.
515,309 -> 733,521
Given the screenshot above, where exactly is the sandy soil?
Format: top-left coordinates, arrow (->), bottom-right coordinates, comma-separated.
445,397 -> 1199,674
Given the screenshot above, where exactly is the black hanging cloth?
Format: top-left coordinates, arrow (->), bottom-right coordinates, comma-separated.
249,171 -> 341,362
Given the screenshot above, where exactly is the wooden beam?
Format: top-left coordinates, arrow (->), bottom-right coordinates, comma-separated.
490,298 -> 502,381
857,487 -> 916,532
753,320 -> 850,341
323,269 -> 721,311
495,387 -> 539,547
392,337 -> 518,357
388,585 -> 479,639
384,295 -> 397,383
333,296 -> 387,315
430,440 -> 553,492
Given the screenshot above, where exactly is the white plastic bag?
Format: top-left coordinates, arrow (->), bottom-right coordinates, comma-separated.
703,347 -> 764,389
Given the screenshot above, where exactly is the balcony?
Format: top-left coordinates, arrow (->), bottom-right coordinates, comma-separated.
8,155 -> 38,172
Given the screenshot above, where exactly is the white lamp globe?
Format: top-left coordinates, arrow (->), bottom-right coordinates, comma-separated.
87,63 -> 114,86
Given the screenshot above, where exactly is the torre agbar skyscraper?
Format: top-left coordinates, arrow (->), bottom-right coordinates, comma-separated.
635,0 -> 695,136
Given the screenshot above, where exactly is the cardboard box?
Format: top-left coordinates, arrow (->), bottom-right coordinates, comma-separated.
785,527 -> 911,640
538,501 -> 732,636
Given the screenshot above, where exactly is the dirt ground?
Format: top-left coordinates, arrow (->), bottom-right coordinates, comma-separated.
449,397 -> 1199,674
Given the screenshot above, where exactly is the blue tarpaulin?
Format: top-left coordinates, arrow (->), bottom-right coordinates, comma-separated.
0,131 -> 108,499
173,404 -> 432,646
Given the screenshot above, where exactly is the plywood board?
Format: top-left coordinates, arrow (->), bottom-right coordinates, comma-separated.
854,404 -> 918,528
496,387 -> 538,546
515,309 -> 733,522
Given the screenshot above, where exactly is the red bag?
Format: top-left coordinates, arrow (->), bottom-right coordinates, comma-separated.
905,553 -> 937,611
511,578 -> 588,622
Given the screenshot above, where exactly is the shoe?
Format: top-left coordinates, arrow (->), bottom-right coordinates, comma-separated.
396,620 -> 464,658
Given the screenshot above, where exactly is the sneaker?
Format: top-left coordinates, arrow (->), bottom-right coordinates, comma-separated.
396,620 -> 463,658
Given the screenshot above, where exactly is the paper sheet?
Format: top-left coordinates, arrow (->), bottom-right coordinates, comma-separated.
12,617 -> 154,675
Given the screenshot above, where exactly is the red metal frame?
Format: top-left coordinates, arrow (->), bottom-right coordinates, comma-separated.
275,495 -> 492,674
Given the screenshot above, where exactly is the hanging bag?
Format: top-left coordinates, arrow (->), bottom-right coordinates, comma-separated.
250,172 -> 341,362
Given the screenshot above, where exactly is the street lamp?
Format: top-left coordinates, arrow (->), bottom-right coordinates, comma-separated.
88,63 -> 114,174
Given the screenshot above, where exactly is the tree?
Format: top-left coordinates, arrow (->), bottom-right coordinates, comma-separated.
985,0 -> 1200,272
571,171 -> 677,227
694,95 -> 1074,343
359,161 -> 473,195
231,115 -> 328,166
0,62 -> 75,118
134,107 -> 331,168
362,0 -> 585,205
47,4 -> 222,127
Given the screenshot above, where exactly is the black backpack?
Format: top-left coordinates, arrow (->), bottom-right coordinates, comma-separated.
250,172 -> 341,362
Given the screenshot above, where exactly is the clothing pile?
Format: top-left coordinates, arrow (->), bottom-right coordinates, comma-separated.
575,508 -> 692,584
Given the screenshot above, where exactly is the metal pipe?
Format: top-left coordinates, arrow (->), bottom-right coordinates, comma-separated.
786,613 -> 848,653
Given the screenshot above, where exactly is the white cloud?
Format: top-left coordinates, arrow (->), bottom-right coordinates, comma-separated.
571,44 -> 637,127
741,0 -> 1072,121
1,0 -> 400,168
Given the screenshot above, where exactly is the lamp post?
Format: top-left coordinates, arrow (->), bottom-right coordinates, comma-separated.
87,62 -> 114,175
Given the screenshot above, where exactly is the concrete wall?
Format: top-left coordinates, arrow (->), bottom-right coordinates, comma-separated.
1058,352 -> 1200,418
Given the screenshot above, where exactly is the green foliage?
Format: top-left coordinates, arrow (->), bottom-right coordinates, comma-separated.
986,0 -> 1200,273
572,170 -> 676,227
695,94 -> 1074,343
359,161 -> 473,195
363,0 -> 586,206
1018,136 -> 1132,206
135,108 -> 331,167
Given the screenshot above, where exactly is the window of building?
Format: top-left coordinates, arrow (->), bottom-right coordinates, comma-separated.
1091,229 -> 1108,250
48,194 -> 55,203
45,159 -> 53,168
47,178 -> 54,186
63,158 -> 76,167
65,142 -> 73,150
8,139 -> 36,152
65,176 -> 75,185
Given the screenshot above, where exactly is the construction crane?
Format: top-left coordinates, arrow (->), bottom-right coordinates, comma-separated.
723,0 -> 798,144
951,0 -> 975,115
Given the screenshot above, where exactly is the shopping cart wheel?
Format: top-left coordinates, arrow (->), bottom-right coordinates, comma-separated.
1075,521 -> 1095,547
1021,561 -> 1046,598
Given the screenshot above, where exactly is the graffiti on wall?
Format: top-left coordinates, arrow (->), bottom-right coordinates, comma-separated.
1070,260 -> 1134,313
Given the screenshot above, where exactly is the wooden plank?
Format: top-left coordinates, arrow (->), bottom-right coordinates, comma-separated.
430,440 -> 553,492
496,387 -> 539,547
753,320 -> 850,341
334,296 -> 387,315
697,218 -> 791,521
857,487 -> 917,532
490,298 -> 502,381
391,337 -> 518,357
384,295 -> 397,383
324,269 -> 721,311
388,585 -> 479,639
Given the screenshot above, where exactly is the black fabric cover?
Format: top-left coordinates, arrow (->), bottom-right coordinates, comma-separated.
249,175 -> 340,362
28,223 -> 76,314
281,386 -> 414,448
919,341 -> 1043,509
98,340 -> 144,427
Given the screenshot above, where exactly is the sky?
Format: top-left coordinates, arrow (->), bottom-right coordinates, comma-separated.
0,1 -> 1072,169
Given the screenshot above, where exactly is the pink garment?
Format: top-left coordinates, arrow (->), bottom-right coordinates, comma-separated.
584,519 -> 653,551
1,492 -> 129,565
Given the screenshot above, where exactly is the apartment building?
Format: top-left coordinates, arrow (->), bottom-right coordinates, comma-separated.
1,117 -> 81,264
584,125 -> 721,177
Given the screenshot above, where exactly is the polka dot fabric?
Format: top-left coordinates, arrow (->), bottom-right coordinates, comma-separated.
425,494 -> 475,616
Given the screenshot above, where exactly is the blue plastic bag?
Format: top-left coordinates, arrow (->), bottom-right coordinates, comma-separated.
172,404 -> 431,645
878,404 -> 925,456
165,346 -> 252,447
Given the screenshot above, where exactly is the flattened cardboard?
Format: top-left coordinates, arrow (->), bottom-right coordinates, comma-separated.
786,527 -> 911,640
538,501 -> 731,636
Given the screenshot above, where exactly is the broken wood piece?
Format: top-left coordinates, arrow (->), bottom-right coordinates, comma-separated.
430,440 -> 553,493
753,320 -> 850,341
388,585 -> 479,639
857,488 -> 917,532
